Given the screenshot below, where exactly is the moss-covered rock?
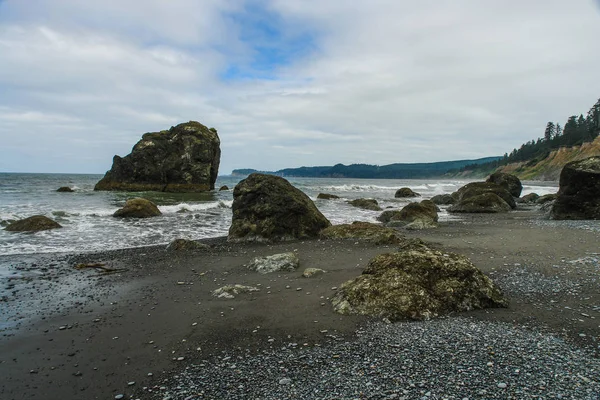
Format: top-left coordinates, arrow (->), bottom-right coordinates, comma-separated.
5,215 -> 62,232
247,252 -> 300,274
228,174 -> 331,242
113,198 -> 162,218
430,194 -> 455,205
166,238 -> 210,251
317,193 -> 340,200
319,221 -> 405,245
331,247 -> 507,321
395,187 -> 420,198
347,198 -> 382,211
219,185 -> 229,191
448,193 -> 511,213
95,121 -> 221,192
517,193 -> 540,203
486,172 -> 523,197
536,193 -> 557,204
452,182 -> 516,209
377,210 -> 403,223
551,156 -> 600,220
377,201 -> 438,229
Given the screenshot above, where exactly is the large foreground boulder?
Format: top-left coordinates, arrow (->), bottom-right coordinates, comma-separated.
113,198 -> 161,218
486,172 -> 522,198
228,174 -> 331,241
551,156 -> 600,220
4,215 -> 62,232
331,246 -> 507,321
448,193 -> 511,213
320,222 -> 405,245
95,121 -> 221,192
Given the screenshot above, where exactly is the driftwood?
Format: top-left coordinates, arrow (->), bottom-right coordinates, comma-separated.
74,263 -> 128,276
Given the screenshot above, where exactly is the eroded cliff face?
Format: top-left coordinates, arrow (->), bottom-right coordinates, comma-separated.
496,137 -> 600,181
95,121 -> 221,192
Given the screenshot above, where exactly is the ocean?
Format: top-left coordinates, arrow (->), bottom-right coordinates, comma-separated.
0,173 -> 559,257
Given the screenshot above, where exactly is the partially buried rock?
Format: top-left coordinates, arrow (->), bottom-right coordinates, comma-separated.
448,193 -> 511,213
486,172 -> 523,198
247,252 -> 299,274
331,246 -> 507,321
320,221 -> 405,245
113,198 -> 161,218
395,187 -> 420,198
228,174 -> 331,242
347,198 -> 382,211
219,185 -> 229,191
317,193 -> 340,200
56,186 -> 74,192
212,284 -> 259,299
95,121 -> 221,192
302,268 -> 326,278
551,156 -> 600,220
166,238 -> 209,251
5,215 -> 62,232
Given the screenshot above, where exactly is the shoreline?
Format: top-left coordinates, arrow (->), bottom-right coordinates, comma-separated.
1,207 -> 599,399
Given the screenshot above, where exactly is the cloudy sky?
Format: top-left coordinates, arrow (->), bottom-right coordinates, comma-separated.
1,0 -> 599,174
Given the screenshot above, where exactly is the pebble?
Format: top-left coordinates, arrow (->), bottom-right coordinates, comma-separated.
155,318 -> 600,400
115,395 -> 124,400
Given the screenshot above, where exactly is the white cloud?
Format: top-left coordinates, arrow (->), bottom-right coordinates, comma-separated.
0,0 -> 599,173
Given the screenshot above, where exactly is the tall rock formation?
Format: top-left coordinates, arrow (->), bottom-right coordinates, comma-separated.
95,121 -> 220,192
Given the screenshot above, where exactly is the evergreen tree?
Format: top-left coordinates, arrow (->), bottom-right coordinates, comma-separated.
544,122 -> 555,141
554,123 -> 562,138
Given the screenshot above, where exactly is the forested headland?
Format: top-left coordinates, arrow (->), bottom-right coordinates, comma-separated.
456,97 -> 600,177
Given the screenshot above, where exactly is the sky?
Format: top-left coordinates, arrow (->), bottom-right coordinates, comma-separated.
1,0 -> 600,175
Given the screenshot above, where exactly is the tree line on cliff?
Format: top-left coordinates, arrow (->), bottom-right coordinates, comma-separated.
458,97 -> 600,174
232,157 -> 501,179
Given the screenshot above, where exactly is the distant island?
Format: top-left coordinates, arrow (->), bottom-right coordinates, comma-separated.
232,157 -> 501,179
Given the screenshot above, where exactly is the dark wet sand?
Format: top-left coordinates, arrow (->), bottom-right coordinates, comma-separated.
0,208 -> 598,400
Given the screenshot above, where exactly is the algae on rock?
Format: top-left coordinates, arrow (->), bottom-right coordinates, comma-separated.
95,121 -> 221,192
319,221 -> 405,245
331,246 -> 507,321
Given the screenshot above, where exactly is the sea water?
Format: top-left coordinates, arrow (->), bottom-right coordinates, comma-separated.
0,173 -> 559,257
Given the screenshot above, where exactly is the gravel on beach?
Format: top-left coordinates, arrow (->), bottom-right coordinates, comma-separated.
153,317 -> 599,400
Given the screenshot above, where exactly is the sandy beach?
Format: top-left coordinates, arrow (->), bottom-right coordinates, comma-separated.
1,206 -> 599,400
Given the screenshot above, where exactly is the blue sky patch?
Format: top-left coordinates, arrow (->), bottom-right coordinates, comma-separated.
221,2 -> 317,81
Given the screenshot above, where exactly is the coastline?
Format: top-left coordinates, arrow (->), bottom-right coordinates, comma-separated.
1,207 -> 599,399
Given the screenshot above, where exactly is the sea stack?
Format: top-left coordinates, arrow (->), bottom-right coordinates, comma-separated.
94,121 -> 221,192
